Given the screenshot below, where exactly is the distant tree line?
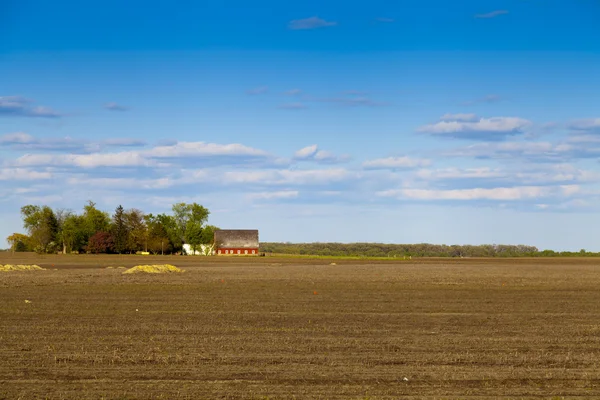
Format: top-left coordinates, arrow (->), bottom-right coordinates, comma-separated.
6,201 -> 217,255
260,242 -> 600,258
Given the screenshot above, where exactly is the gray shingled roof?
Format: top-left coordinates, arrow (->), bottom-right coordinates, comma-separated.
214,229 -> 259,248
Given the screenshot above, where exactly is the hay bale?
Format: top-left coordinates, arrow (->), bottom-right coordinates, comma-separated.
0,264 -> 45,272
122,264 -> 184,274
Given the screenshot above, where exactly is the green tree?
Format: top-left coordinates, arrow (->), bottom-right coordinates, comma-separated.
112,205 -> 128,254
124,208 -> 146,253
185,221 -> 203,254
171,202 -> 210,248
6,233 -> 34,252
61,213 -> 86,253
201,225 -> 219,244
20,205 -> 59,253
82,201 -> 110,240
145,214 -> 172,255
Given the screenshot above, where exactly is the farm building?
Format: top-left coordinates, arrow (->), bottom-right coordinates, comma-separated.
214,229 -> 259,256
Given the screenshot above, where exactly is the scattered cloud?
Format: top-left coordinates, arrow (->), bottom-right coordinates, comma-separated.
324,96 -> 386,107
147,141 -> 269,159
0,132 -> 35,144
288,16 -> 337,30
246,86 -> 269,95
363,156 -> 431,170
103,138 -> 147,147
285,89 -> 303,96
0,96 -> 61,118
414,164 -> 600,188
568,118 -> 600,133
247,190 -> 299,201
440,113 -> 479,122
418,114 -> 532,140
104,102 -> 130,111
294,145 -> 318,160
221,168 -> 353,186
475,10 -> 509,19
446,140 -> 600,162
14,151 -> 156,168
0,133 -> 145,153
279,102 -> 308,110
293,145 -> 349,164
377,185 -> 576,202
0,168 -> 53,181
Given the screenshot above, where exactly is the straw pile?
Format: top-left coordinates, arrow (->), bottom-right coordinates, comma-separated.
122,264 -> 184,274
0,264 -> 45,272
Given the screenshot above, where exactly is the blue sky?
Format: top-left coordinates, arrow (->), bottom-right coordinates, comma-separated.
2,0 -> 600,250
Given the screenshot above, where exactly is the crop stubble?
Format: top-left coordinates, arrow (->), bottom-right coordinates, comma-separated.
0,254 -> 599,399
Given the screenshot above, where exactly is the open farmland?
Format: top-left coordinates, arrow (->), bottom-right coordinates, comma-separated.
1,254 -> 600,399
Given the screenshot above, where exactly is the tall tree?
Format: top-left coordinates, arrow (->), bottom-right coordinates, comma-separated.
201,225 -> 219,244
81,201 -> 110,242
124,208 -> 146,253
6,233 -> 34,253
112,205 -> 128,254
185,221 -> 203,254
61,213 -> 86,254
20,205 -> 59,253
145,214 -> 172,255
171,202 -> 210,248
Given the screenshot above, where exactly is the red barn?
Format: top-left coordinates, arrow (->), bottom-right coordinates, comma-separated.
214,229 -> 259,256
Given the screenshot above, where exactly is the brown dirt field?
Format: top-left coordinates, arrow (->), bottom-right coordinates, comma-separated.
1,254 -> 600,399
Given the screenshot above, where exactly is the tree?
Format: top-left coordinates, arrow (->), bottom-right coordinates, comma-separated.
185,221 -> 203,254
86,231 -> 114,254
124,208 -> 146,253
20,205 -> 59,253
6,233 -> 34,252
171,202 -> 210,249
201,225 -> 218,244
145,214 -> 172,255
61,214 -> 86,253
82,201 -> 110,241
112,205 -> 128,254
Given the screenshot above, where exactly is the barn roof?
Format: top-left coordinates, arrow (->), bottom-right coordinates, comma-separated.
214,229 -> 259,248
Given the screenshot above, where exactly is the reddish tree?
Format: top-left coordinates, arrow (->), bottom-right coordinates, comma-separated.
86,231 -> 115,254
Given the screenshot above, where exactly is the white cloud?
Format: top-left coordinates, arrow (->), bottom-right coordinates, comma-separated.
568,119 -> 600,133
103,138 -> 146,147
363,156 -> 431,170
440,113 -> 478,122
294,145 -> 318,160
147,142 -> 269,158
0,168 -> 53,180
66,176 -> 174,189
247,190 -> 299,200
419,115 -> 532,140
447,140 -> 600,161
378,186 -> 555,201
415,164 -> 600,186
222,168 -> 352,185
416,167 -> 504,180
0,132 -> 35,144
14,152 -> 155,168
293,145 -> 348,163
0,96 -> 61,118
288,16 -> 337,30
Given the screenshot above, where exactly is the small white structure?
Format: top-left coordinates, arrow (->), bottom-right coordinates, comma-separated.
182,243 -> 215,256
